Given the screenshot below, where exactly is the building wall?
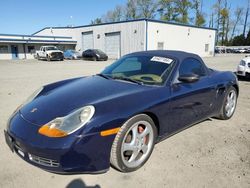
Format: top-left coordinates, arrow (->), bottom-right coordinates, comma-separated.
34,20 -> 216,58
0,44 -> 26,59
0,43 -> 75,60
34,28 -> 74,38
35,21 -> 146,58
147,22 -> 216,57
0,44 -> 11,59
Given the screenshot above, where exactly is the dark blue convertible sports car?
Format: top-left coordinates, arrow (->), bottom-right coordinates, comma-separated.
4,50 -> 238,174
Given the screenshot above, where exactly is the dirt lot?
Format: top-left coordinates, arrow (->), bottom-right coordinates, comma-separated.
0,54 -> 249,188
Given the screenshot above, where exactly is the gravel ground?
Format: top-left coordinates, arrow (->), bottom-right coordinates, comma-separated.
0,54 -> 249,188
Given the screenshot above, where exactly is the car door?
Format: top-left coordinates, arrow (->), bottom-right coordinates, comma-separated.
42,47 -> 46,57
84,50 -> 91,58
165,57 -> 216,134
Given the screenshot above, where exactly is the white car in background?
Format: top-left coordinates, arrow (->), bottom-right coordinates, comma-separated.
236,56 -> 250,79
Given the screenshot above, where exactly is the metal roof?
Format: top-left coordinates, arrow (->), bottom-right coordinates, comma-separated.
32,18 -> 217,35
0,34 -> 77,44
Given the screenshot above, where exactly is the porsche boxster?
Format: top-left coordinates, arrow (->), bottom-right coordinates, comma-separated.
4,50 -> 238,174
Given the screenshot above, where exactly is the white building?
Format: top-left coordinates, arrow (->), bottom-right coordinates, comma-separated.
0,34 -> 76,59
0,19 -> 216,60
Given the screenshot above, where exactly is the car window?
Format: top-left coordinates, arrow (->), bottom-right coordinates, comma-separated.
240,60 -> 246,66
179,58 -> 206,77
112,57 -> 142,73
102,55 -> 174,85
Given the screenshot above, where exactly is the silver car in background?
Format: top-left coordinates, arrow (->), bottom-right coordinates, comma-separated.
236,56 -> 250,79
64,50 -> 82,60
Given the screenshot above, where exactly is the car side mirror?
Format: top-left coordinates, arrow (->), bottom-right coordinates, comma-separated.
178,74 -> 199,83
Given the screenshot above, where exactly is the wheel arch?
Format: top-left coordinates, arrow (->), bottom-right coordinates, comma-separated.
232,84 -> 239,96
143,112 -> 160,137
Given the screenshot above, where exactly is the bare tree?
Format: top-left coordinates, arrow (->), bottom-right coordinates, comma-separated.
102,5 -> 124,22
225,5 -> 231,43
137,0 -> 158,19
91,18 -> 102,25
219,0 -> 229,45
174,0 -> 193,24
158,0 -> 176,21
193,0 -> 206,26
213,0 -> 222,31
125,0 -> 138,20
231,7 -> 243,39
212,0 -> 223,44
243,0 -> 250,36
209,13 -> 214,28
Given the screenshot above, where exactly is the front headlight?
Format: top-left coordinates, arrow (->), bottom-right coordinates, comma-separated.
38,105 -> 95,137
96,53 -> 100,58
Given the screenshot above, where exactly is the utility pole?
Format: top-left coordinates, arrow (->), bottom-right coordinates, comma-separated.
243,0 -> 250,37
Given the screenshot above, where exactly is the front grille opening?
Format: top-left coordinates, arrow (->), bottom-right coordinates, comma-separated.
28,154 -> 59,167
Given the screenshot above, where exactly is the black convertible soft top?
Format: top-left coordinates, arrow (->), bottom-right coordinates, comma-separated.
128,50 -> 204,63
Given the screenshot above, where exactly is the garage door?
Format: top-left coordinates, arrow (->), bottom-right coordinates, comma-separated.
82,31 -> 93,51
105,32 -> 121,59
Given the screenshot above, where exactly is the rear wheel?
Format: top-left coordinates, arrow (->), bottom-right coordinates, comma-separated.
111,114 -> 157,172
217,86 -> 237,120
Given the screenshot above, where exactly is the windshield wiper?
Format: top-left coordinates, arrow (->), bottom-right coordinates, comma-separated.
112,76 -> 143,85
96,73 -> 112,80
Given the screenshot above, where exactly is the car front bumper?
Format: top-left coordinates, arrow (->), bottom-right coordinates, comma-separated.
236,65 -> 250,77
4,112 -> 115,174
49,53 -> 63,60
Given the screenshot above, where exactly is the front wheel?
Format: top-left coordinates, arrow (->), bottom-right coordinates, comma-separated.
217,86 -> 237,120
110,114 -> 157,172
46,55 -> 51,61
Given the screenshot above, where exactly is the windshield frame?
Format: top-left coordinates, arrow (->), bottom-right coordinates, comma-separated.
101,54 -> 177,86
46,46 -> 58,51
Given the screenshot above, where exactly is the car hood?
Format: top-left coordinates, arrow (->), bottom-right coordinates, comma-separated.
47,50 -> 63,53
20,76 -> 155,126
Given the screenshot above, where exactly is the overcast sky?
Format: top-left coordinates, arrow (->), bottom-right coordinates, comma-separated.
0,0 -> 248,35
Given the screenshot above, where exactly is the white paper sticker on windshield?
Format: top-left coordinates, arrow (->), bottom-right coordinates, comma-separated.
150,56 -> 173,64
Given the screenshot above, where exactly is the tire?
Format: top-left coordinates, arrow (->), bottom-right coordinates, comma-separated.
217,86 -> 237,120
110,114 -> 157,172
37,54 -> 40,60
47,55 -> 51,61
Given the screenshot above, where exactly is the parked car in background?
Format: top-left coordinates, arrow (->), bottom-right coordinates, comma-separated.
82,49 -> 108,61
236,56 -> 250,79
36,46 -> 64,61
235,48 -> 247,53
64,50 -> 81,60
5,50 -> 238,174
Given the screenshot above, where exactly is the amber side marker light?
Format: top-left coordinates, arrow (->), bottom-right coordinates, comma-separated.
38,125 -> 68,137
100,127 -> 120,137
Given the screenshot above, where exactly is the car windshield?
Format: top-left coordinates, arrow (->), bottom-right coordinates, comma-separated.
240,60 -> 246,66
69,50 -> 80,54
94,49 -> 105,55
46,47 -> 58,51
101,55 -> 175,85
